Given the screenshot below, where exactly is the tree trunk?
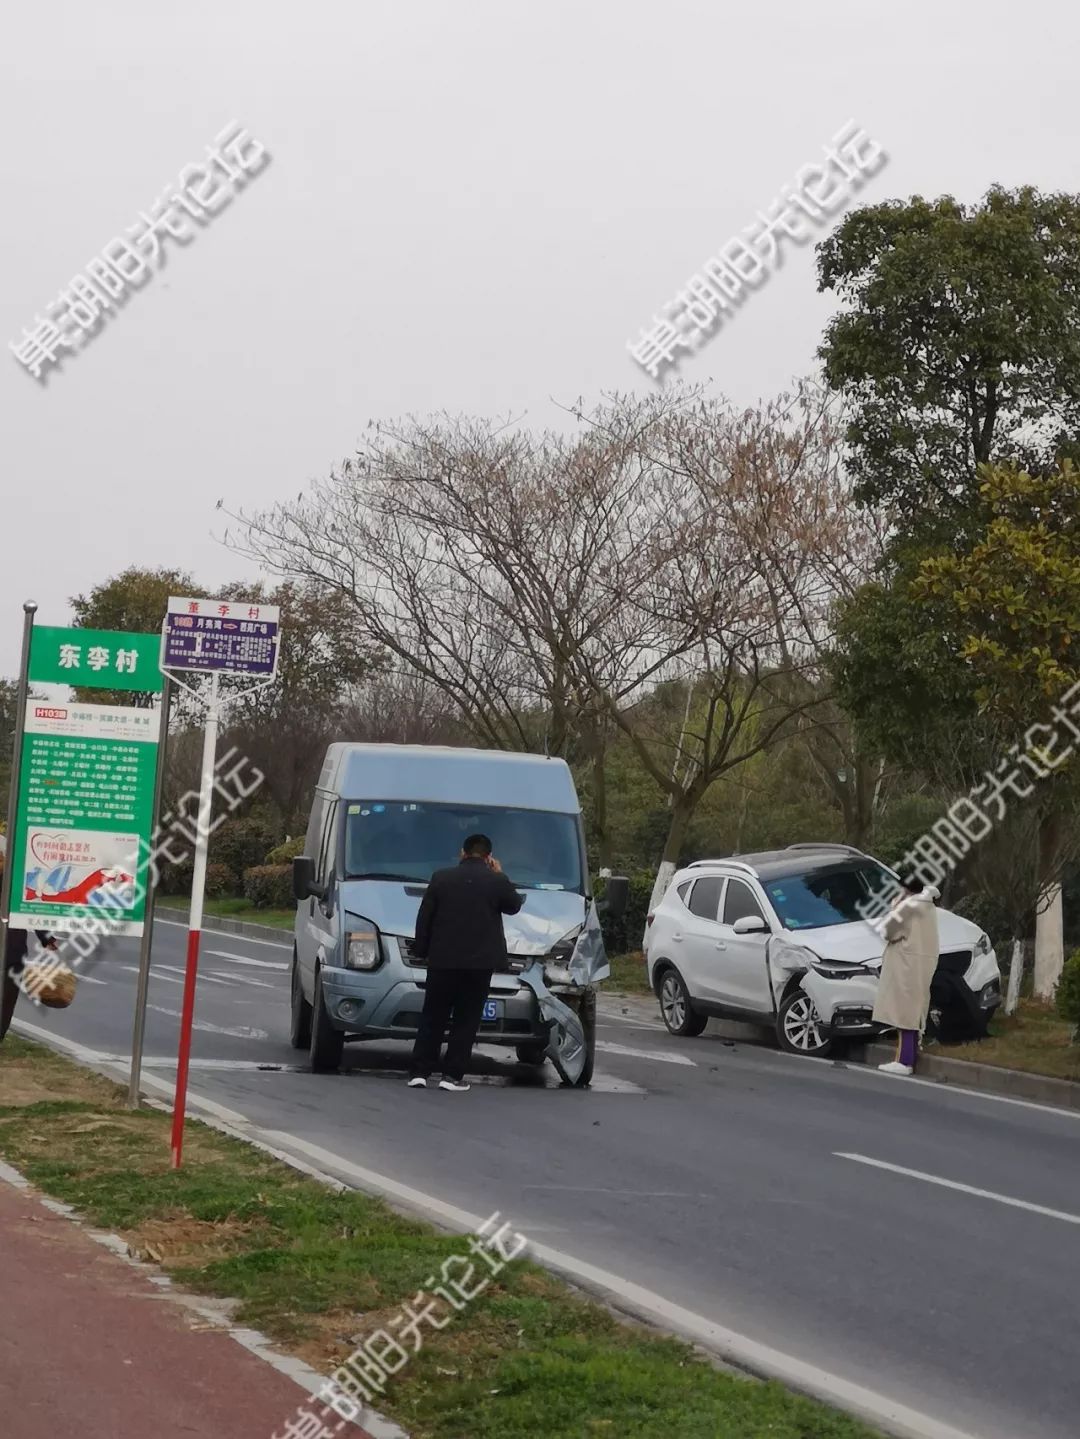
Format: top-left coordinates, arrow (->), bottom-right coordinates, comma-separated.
647,798 -> 693,922
591,744 -> 612,872
1033,811 -> 1065,1001
1034,885 -> 1064,1001
1004,937 -> 1024,1017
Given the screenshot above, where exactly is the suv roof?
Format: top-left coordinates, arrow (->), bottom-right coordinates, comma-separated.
684,845 -> 872,883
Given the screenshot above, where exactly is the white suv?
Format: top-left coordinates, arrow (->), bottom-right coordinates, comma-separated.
644,845 -> 1001,1056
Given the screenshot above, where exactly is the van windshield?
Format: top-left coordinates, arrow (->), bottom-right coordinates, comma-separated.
343,801 -> 584,893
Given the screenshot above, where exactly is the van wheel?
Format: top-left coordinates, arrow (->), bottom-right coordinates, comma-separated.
777,989 -> 833,1058
309,969 -> 344,1072
574,989 -> 597,1088
658,968 -> 708,1037
290,953 -> 312,1050
515,1044 -> 547,1066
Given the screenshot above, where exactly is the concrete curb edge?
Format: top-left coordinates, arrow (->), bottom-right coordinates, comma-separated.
851,1040 -> 1080,1112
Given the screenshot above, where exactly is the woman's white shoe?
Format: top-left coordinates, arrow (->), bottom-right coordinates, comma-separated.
878,1060 -> 914,1076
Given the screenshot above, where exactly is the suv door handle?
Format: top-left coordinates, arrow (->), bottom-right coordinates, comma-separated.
715,940 -> 727,950
672,932 -> 683,942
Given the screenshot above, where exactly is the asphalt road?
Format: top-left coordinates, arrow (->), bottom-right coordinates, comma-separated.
9,919 -> 1080,1439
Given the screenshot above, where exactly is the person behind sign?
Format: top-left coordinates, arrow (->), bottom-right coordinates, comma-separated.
1,925 -> 60,1041
407,834 -> 523,1092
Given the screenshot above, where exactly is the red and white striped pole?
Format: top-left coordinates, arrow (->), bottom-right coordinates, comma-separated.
170,670 -> 221,1168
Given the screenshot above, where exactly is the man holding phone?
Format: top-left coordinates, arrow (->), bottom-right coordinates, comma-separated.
407,833 -> 523,1092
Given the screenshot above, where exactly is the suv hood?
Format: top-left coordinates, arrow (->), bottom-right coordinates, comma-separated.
779,905 -> 981,964
338,878 -> 587,955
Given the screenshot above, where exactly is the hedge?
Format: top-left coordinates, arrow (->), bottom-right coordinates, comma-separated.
265,835 -> 305,866
243,864 -> 296,911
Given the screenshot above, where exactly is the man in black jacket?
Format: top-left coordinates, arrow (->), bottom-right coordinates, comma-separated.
408,834 -> 523,1092
1,925 -> 59,1042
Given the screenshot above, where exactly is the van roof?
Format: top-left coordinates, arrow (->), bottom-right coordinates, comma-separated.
317,743 -> 581,813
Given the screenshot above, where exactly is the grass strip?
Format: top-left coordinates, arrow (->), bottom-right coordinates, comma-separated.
0,1037 -> 881,1439
935,998 -> 1080,1082
158,897 -> 296,930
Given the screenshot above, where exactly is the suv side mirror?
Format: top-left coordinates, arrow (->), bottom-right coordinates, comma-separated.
599,875 -> 629,921
732,914 -> 767,935
293,856 -> 324,902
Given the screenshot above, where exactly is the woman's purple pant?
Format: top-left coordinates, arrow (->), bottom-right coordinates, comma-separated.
897,1029 -> 919,1068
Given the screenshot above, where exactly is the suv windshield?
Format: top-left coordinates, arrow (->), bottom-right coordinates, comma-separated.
343,801 -> 584,893
763,862 -> 893,931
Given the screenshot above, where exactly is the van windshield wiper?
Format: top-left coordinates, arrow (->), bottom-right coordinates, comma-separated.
346,871 -> 420,882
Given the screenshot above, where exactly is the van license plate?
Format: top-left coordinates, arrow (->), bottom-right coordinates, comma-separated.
482,1000 -> 502,1024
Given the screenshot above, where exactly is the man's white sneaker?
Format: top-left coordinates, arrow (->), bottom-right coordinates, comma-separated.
878,1061 -> 914,1076
407,1077 -> 427,1088
439,1079 -> 471,1092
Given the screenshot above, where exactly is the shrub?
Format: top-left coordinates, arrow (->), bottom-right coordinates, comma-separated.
158,857 -> 193,896
210,815 -> 282,878
265,835 -> 305,866
1056,950 -> 1080,1035
204,862 -> 239,899
243,864 -> 295,911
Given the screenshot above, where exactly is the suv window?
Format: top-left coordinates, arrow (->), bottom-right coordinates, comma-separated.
723,878 -> 766,928
687,876 -> 724,921
676,880 -> 692,903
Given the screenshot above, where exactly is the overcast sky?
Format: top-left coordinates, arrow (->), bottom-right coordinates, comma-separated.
2,0 -> 1076,673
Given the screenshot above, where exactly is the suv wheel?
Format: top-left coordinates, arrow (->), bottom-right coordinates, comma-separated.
290,952 -> 312,1050
309,968 -> 345,1072
658,967 -> 708,1038
777,989 -> 833,1057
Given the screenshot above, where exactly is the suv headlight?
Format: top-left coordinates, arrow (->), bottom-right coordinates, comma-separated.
345,920 -> 381,971
810,958 -> 877,980
975,932 -> 992,957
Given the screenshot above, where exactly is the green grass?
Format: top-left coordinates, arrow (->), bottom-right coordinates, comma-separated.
0,1038 -> 882,1439
603,951 -> 652,995
936,999 -> 1080,1082
157,896 -> 296,931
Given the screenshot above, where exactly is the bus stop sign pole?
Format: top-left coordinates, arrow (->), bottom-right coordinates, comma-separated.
170,669 -> 221,1169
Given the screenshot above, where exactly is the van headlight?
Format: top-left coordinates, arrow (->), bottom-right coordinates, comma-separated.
975,932 -> 992,957
543,926 -> 582,986
345,921 -> 381,970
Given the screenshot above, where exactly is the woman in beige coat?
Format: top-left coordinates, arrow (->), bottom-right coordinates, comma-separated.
872,876 -> 940,1076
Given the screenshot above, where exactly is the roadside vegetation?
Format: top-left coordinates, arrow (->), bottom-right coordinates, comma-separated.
0,1038 -> 881,1439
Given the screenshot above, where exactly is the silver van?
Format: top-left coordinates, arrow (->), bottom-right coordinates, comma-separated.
290,743 -> 626,1086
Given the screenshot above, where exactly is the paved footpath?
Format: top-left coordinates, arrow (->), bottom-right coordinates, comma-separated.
0,1179 -> 376,1439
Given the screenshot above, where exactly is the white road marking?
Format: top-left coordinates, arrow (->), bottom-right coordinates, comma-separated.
146,1004 -> 270,1041
836,1152 -> 1080,1226
206,949 -> 289,972
155,963 -> 239,988
156,917 -> 291,950
260,1132 -> 980,1439
73,973 -> 108,986
120,964 -> 183,986
598,1008 -> 666,1032
596,1040 -> 696,1067
208,970 -> 281,990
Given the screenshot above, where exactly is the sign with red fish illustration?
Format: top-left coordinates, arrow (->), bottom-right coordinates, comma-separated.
6,703 -> 159,936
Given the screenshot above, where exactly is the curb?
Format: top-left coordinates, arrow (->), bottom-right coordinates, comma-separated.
851,1041 -> 1080,1112
156,905 -> 292,945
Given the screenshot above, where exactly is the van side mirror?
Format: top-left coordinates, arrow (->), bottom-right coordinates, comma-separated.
599,875 -> 629,921
732,914 -> 767,935
293,856 -> 324,902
